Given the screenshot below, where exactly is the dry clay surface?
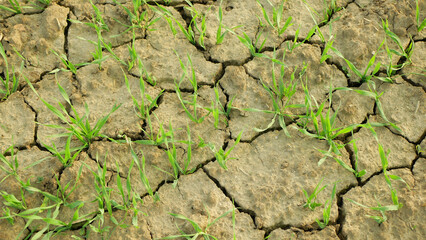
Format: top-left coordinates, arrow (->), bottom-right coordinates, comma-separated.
0,0 -> 425,239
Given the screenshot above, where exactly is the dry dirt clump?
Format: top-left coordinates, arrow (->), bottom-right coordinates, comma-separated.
0,0 -> 424,239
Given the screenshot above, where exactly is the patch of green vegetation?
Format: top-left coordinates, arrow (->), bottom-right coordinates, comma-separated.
175,53 -> 208,123
25,75 -> 121,149
348,122 -> 410,224
159,204 -> 237,240
256,0 -> 293,36
0,42 -> 22,101
302,177 -> 327,211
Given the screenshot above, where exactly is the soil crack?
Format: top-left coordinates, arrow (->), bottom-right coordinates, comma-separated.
202,167 -> 260,229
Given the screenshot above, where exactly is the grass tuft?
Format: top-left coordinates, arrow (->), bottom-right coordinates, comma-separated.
0,41 -> 22,101
256,0 -> 293,36
25,75 -> 121,149
302,177 -> 327,211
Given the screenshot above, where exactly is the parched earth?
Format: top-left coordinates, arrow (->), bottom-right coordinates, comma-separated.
0,0 -> 425,239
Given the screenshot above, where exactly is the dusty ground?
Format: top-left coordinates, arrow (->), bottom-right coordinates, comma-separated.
0,0 -> 425,239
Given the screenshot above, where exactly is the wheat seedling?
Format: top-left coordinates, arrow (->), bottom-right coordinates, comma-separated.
42,135 -> 85,167
0,41 -> 22,100
256,0 -> 293,36
302,177 -> 327,211
50,49 -> 78,75
322,0 -> 341,23
416,0 -> 426,31
203,84 -> 235,129
207,131 -> 243,170
175,53 -> 209,123
324,40 -> 384,83
316,181 -> 337,229
122,69 -> 163,121
25,76 -> 122,148
256,54 -> 306,136
160,204 -> 237,240
348,122 -> 410,224
0,0 -> 30,14
113,0 -> 161,36
381,19 -> 414,81
298,84 -> 366,165
127,138 -> 159,202
216,0 -> 242,44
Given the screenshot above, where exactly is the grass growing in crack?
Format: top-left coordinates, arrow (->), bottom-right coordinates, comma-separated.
87,0 -> 109,31
0,41 -> 22,101
333,85 -> 401,132
25,76 -> 122,149
69,2 -> 109,69
320,38 -> 334,63
256,55 -> 306,136
88,155 -> 147,237
322,0 -> 341,22
348,122 -> 410,224
207,131 -> 243,170
216,0 -> 242,44
298,84 -> 364,165
323,39 -> 385,83
42,135 -> 85,167
183,0 -> 211,49
1,179 -> 89,239
416,0 -> 426,31
322,138 -> 366,178
316,181 -> 337,229
11,197 -> 66,239
302,177 -> 327,211
416,145 -> 424,155
256,0 -> 293,36
50,49 -> 78,75
89,156 -> 120,227
0,147 -> 87,236
381,19 -> 414,80
159,204 -> 237,240
0,0 -> 30,14
235,52 -> 306,136
284,24 -> 317,52
137,112 -> 174,146
154,124 -> 197,187
55,163 -> 83,204
301,0 -> 327,42
204,84 -> 235,129
155,2 -> 208,49
299,82 -> 392,165
236,31 -> 266,57
122,69 -> 163,121
175,53 -> 209,123
156,0 -> 211,49
348,197 -> 399,224
113,0 -> 161,36
113,160 -> 145,226
126,32 -> 157,85
70,0 -> 127,69
127,138 -> 160,202
0,144 -> 19,184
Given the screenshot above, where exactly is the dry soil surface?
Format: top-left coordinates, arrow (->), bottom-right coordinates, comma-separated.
0,0 -> 425,239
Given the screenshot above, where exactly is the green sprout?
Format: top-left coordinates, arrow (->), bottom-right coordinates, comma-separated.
25,75 -> 122,148
216,0 -> 242,44
256,0 -> 293,35
302,177 -> 327,211
316,181 -> 337,229
0,41 -> 22,100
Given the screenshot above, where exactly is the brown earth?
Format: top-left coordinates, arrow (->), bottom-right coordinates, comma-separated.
0,0 -> 425,239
